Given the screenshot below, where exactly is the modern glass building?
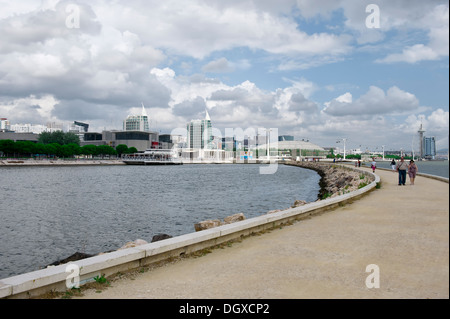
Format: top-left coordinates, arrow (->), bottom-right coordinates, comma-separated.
186,110 -> 213,149
423,136 -> 436,159
123,103 -> 150,132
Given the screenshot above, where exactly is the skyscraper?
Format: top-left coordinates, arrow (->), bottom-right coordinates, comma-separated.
423,136 -> 436,159
123,103 -> 150,132
418,123 -> 425,158
186,110 -> 212,149
0,118 -> 10,131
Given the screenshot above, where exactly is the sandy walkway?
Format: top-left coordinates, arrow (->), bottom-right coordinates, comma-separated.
76,167 -> 449,299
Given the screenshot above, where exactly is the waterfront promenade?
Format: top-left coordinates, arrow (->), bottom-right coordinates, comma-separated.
76,166 -> 449,299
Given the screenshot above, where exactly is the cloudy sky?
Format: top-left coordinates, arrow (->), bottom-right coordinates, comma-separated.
0,0 -> 448,151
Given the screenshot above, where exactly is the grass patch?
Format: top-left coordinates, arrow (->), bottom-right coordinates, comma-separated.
93,274 -> 109,285
358,182 -> 368,189
321,192 -> 332,199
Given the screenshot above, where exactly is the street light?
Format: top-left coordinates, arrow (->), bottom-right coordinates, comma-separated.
336,138 -> 347,160
266,128 -> 272,160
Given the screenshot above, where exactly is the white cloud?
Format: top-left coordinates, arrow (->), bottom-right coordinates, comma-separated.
376,44 -> 440,64
202,58 -> 234,73
375,3 -> 449,64
323,86 -> 421,116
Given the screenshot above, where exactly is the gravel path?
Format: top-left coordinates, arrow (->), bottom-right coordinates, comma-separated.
76,167 -> 449,299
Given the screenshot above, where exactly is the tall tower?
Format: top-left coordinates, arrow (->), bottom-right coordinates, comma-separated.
123,103 -> 150,132
418,123 -> 425,159
187,109 -> 213,149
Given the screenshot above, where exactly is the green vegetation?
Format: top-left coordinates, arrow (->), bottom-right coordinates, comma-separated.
0,138 -> 120,159
93,274 -> 109,285
358,181 -> 368,189
38,131 -> 80,146
321,192 -> 332,200
384,154 -> 414,160
0,130 -> 146,159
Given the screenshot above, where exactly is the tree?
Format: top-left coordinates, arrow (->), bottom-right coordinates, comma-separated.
38,131 -> 80,146
43,143 -> 58,157
81,144 -> 98,157
63,132 -> 81,145
0,139 -> 15,157
34,143 -> 47,158
127,147 -> 138,154
13,141 -> 36,157
97,145 -> 117,158
116,144 -> 129,156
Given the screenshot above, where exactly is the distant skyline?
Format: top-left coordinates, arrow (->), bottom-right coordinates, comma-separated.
0,0 -> 448,152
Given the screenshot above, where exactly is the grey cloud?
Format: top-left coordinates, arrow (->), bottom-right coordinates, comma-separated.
202,58 -> 234,73
172,96 -> 207,118
0,1 -> 101,54
51,99 -> 118,121
209,88 -> 248,101
288,93 -> 318,113
4,102 -> 46,124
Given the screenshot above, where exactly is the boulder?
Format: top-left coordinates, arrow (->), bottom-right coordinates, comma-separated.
118,239 -> 148,250
151,234 -> 172,243
47,252 -> 94,267
194,219 -> 222,231
195,213 -> 246,231
223,213 -> 245,224
292,200 -> 307,208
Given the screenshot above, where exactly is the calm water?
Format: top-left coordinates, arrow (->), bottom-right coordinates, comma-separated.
0,164 -> 320,279
367,160 -> 449,178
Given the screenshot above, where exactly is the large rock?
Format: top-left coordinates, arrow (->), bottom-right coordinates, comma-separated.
47,252 -> 94,267
118,239 -> 148,250
291,200 -> 307,208
223,213 -> 245,224
151,234 -> 172,243
195,213 -> 246,231
194,219 -> 222,231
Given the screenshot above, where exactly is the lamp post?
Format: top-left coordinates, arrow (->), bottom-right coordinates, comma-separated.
336,138 -> 347,160
267,129 -> 273,160
382,145 -> 385,161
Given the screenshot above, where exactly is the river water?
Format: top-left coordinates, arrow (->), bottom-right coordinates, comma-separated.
366,160 -> 449,178
0,163 -> 320,279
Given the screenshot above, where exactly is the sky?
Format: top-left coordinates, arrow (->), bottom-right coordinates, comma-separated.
0,0 -> 448,152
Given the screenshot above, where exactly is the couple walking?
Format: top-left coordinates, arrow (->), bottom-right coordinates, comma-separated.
396,156 -> 418,185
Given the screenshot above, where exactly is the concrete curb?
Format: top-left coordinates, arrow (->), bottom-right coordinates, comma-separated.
0,165 -> 380,299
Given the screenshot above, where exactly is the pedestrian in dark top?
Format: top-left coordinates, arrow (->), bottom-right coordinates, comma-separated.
396,156 -> 408,185
390,158 -> 396,170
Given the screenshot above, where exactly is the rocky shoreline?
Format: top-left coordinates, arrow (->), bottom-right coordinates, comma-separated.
286,161 -> 374,200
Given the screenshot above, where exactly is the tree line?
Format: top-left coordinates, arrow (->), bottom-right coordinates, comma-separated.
0,131 -> 138,159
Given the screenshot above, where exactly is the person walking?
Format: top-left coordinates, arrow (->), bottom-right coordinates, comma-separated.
396,156 -> 408,185
370,158 -> 376,173
390,158 -> 396,170
408,159 -> 418,185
